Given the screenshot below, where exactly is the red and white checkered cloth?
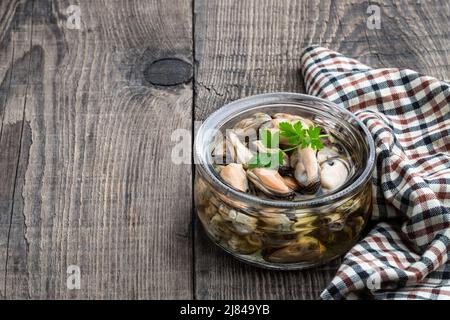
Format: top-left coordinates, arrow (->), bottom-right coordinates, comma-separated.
300,47 -> 450,300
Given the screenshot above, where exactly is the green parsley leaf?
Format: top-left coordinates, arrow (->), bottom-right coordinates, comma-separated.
279,120 -> 328,152
293,121 -> 304,135
279,122 -> 297,137
248,119 -> 328,169
248,150 -> 284,169
278,150 -> 285,166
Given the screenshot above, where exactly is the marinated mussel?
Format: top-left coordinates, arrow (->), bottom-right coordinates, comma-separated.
263,236 -> 326,263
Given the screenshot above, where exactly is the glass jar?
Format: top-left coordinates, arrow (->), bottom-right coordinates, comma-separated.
194,93 -> 375,269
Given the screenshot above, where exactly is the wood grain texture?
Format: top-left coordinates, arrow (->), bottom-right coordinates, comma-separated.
194,0 -> 450,299
0,0 -> 193,299
0,0 -> 449,300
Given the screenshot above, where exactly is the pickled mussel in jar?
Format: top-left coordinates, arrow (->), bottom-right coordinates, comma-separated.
211,112 -> 355,199
195,105 -> 373,268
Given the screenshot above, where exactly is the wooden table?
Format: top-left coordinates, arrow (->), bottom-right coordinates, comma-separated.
0,0 -> 449,300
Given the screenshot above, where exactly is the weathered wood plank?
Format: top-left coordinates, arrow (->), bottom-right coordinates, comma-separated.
0,0 -> 35,299
194,0 -> 450,299
1,0 -> 448,300
1,0 -> 193,299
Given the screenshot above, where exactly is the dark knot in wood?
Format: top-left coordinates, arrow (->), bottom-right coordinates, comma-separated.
143,58 -> 193,86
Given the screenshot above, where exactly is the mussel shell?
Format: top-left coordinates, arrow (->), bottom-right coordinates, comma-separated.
218,208 -> 258,235
281,176 -> 301,192
272,114 -> 314,128
261,232 -> 296,248
300,179 -> 321,194
317,226 -> 354,247
262,236 -> 325,263
292,215 -> 318,235
233,112 -> 272,136
227,234 -> 262,254
318,213 -> 346,231
208,214 -> 233,241
272,113 -> 302,121
278,165 -> 294,177
259,214 -> 294,232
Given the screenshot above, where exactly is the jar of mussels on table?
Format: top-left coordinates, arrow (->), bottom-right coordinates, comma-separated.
194,93 -> 375,269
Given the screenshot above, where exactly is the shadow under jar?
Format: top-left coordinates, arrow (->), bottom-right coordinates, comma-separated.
194,93 -> 375,270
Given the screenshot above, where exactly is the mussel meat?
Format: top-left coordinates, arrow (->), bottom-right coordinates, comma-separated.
220,163 -> 249,192
316,146 -> 340,164
226,131 -> 254,167
220,208 -> 258,235
320,158 -> 350,191
294,147 -> 321,194
247,168 -> 295,199
259,214 -> 294,232
263,236 -> 325,263
208,214 -> 233,240
227,234 -> 262,254
233,112 -> 272,137
272,113 -> 314,128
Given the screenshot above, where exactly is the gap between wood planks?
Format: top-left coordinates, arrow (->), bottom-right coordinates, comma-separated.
191,0 -> 197,301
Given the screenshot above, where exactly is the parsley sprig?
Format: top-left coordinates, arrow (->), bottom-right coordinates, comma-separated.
248,120 -> 328,169
278,121 -> 329,152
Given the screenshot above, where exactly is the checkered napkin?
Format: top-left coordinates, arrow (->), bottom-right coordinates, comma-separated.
300,47 -> 450,300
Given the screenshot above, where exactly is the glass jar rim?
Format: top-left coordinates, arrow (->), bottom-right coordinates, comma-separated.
194,92 -> 375,209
